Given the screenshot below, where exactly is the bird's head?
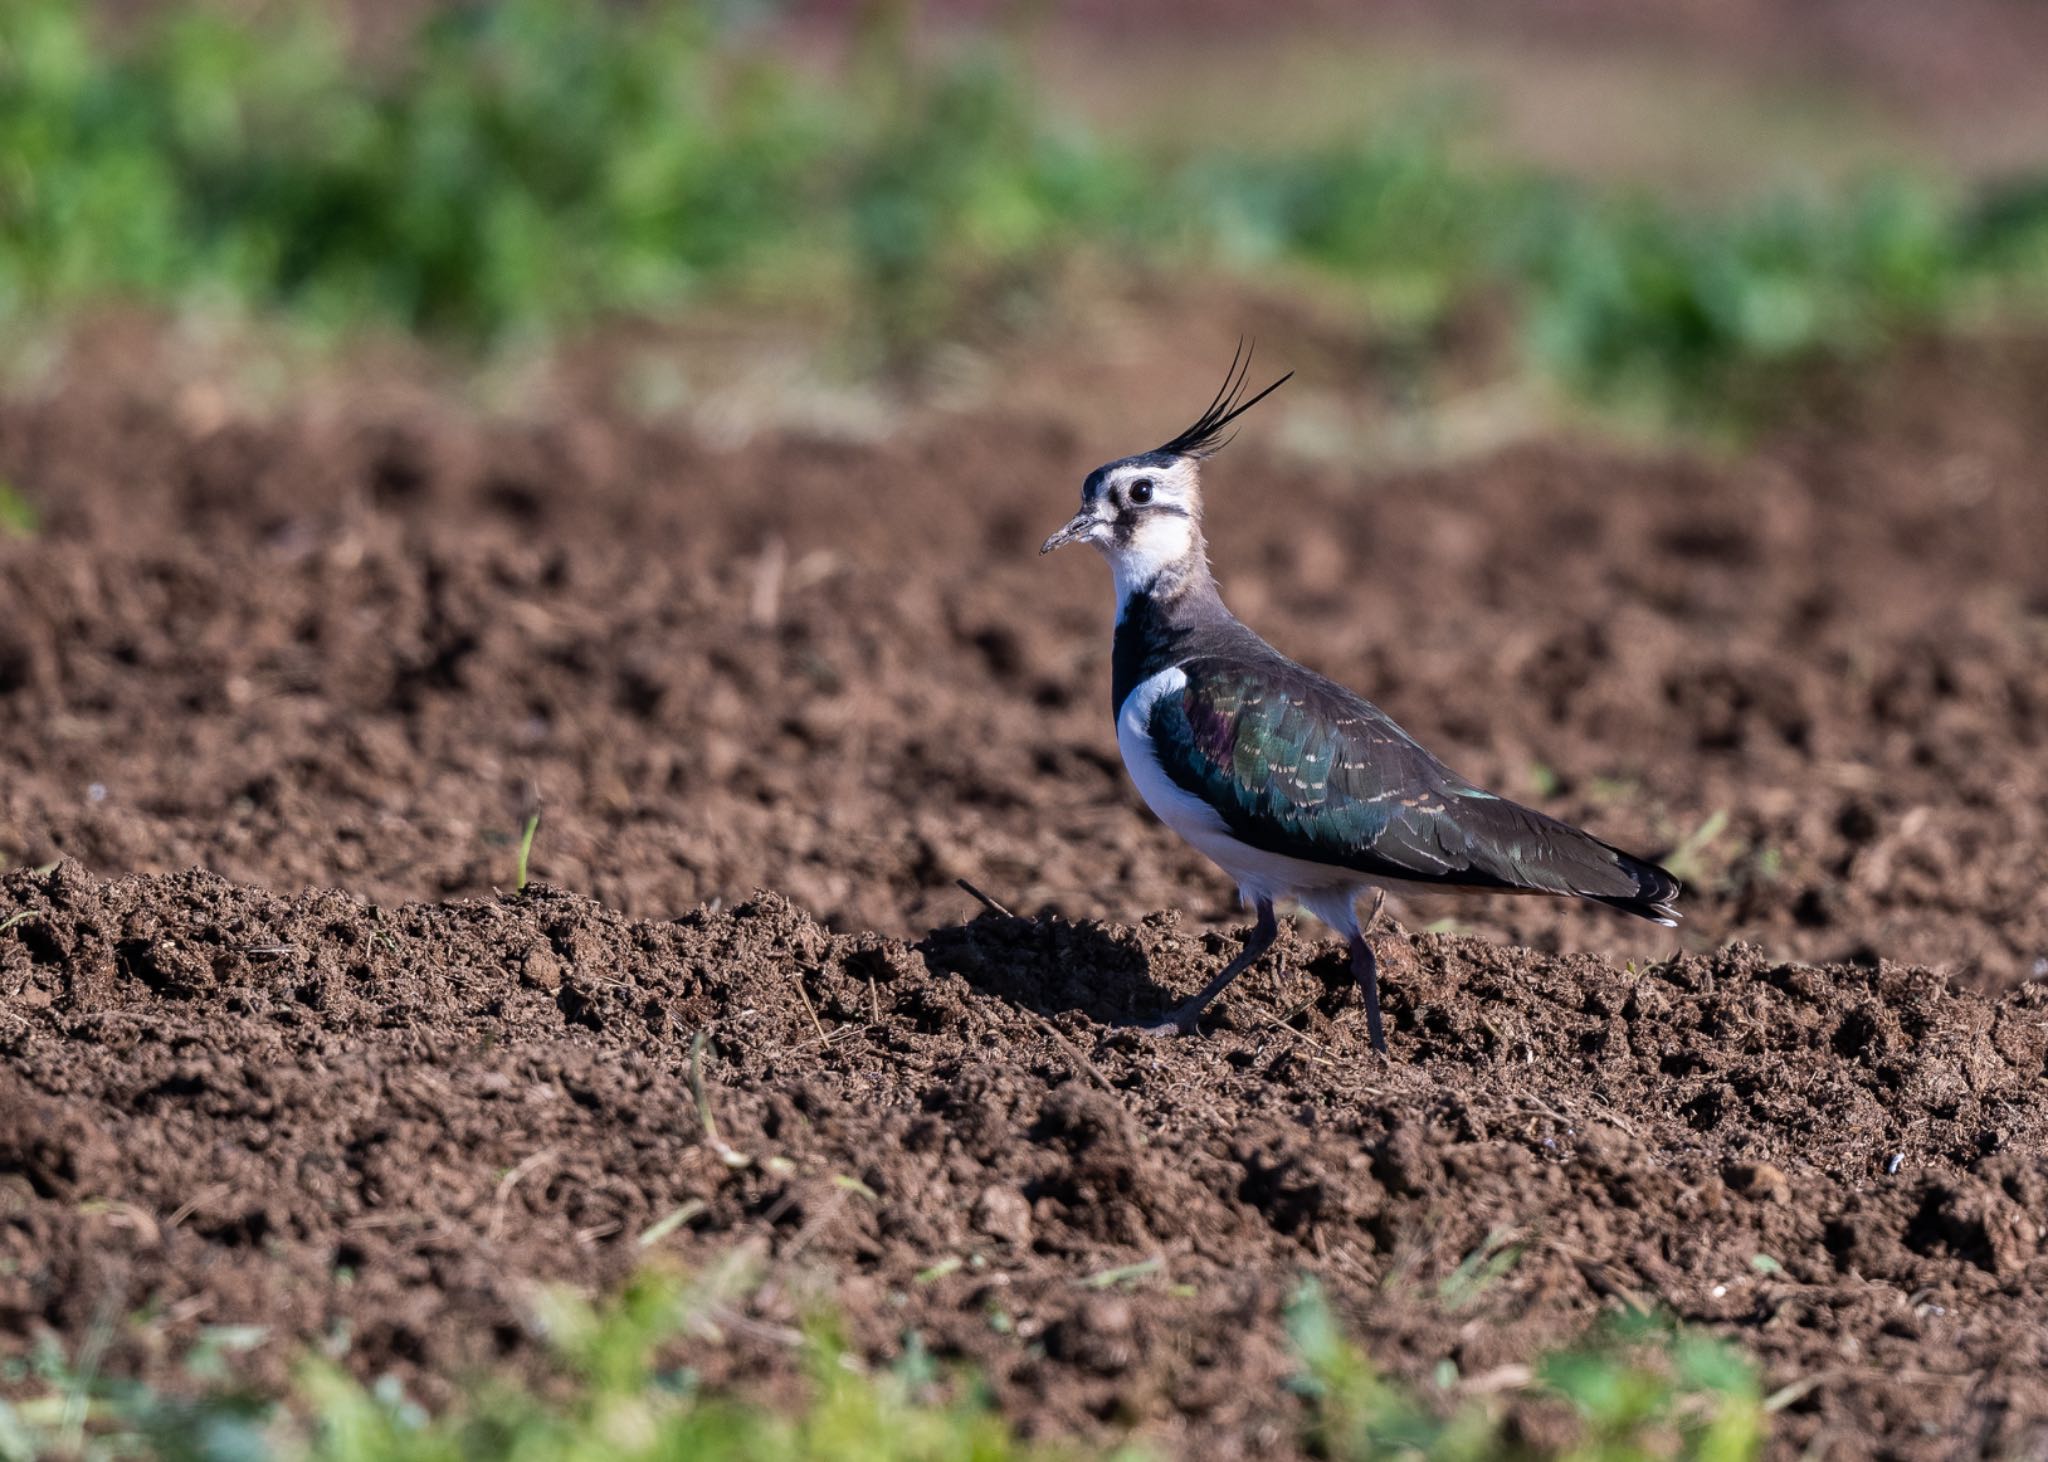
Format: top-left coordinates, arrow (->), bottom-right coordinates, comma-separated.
1040,344 -> 1290,605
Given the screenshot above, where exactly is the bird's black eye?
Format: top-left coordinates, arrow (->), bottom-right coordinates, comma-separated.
1128,477 -> 1154,504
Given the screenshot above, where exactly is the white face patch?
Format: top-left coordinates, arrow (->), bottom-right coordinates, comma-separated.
1108,512 -> 1197,612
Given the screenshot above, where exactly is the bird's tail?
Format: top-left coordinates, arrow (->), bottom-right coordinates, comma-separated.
1586,849 -> 1683,926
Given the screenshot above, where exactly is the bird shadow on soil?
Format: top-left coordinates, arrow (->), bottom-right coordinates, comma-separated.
916,910 -> 1189,1025
916,908 -> 1356,1029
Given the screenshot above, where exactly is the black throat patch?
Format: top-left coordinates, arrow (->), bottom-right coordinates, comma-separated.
1110,590 -> 1199,717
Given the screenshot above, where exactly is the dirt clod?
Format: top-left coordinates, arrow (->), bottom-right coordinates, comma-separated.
973,1184 -> 1035,1246
1726,1162 -> 1793,1205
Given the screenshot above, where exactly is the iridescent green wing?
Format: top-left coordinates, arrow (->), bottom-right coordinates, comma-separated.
1150,657 -> 1678,915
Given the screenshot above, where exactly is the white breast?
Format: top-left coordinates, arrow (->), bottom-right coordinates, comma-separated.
1115,665 -> 1368,930
1115,666 -> 1225,844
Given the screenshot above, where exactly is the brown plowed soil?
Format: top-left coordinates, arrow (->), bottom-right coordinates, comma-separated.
5,871 -> 2047,1455
3,313 -> 2048,1457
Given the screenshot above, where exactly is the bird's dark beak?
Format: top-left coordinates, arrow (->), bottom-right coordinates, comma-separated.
1040,510 -> 1103,555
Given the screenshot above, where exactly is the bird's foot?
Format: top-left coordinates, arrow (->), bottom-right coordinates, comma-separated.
1140,1002 -> 1206,1037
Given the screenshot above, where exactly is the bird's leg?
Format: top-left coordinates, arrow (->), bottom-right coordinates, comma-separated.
1148,899 -> 1278,1035
1352,889 -> 1389,1054
1350,933 -> 1387,1054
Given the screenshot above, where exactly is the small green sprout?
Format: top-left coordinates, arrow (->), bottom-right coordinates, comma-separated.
514,809 -> 541,893
0,482 -> 38,540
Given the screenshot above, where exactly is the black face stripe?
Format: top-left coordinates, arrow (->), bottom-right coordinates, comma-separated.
1110,501 -> 1191,544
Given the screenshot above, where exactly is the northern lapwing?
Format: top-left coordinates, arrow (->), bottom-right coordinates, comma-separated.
1041,347 -> 1681,1053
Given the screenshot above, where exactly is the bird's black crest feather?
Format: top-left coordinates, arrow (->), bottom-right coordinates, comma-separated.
1152,339 -> 1293,459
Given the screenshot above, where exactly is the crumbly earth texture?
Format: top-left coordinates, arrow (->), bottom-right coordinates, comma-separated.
2,315 -> 2047,1458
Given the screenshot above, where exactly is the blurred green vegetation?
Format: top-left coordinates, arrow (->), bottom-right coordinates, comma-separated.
0,1267 -> 1764,1461
1286,1281 -> 1765,1461
0,1269 -> 1110,1461
5,0 -> 2048,419
0,480 -> 40,539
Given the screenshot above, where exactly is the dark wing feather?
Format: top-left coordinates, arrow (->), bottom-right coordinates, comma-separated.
1150,656 -> 1681,922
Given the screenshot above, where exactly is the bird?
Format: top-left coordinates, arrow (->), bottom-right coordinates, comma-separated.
1040,345 -> 1681,1053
